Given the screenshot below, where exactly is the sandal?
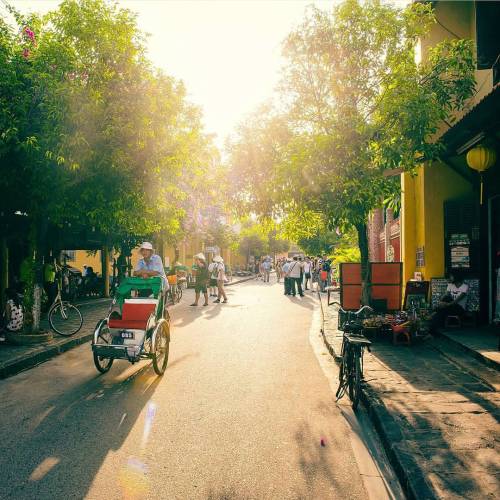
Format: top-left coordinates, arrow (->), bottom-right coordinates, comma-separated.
203,303 -> 209,306
190,303 -> 198,307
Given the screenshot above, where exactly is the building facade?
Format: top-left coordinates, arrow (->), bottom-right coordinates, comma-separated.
401,1 -> 500,323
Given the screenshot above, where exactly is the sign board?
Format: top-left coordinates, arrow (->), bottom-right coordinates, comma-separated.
204,246 -> 220,254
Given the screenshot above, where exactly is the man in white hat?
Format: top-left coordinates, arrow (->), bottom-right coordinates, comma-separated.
133,242 -> 167,285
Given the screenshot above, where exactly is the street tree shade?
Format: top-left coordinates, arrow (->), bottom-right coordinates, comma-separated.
0,0 -> 219,329
228,0 -> 475,304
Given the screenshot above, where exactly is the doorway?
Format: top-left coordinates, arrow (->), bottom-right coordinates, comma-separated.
489,195 -> 500,323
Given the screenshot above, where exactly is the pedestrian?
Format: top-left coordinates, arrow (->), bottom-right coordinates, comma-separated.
262,258 -> 271,283
212,255 -> 228,303
0,287 -> 24,340
254,259 -> 260,277
208,258 -> 218,297
278,258 -> 285,283
320,257 -> 331,293
287,256 -> 304,297
282,258 -> 292,295
190,253 -> 209,306
303,256 -> 313,291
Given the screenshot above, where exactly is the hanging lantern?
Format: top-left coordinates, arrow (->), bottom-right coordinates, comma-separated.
466,145 -> 496,204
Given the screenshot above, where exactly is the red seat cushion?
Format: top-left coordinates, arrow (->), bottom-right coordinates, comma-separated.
109,300 -> 157,330
108,318 -> 149,329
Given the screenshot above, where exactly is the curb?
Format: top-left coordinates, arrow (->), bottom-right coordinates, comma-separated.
0,332 -> 94,380
436,330 -> 500,372
318,296 -> 437,500
225,275 -> 256,287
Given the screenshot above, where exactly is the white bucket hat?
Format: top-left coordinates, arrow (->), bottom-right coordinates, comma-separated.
194,252 -> 206,261
140,242 -> 153,251
213,255 -> 224,263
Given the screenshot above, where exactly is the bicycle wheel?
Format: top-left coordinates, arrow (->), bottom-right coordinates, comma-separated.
152,321 -> 169,375
349,349 -> 362,410
49,301 -> 83,336
93,325 -> 113,373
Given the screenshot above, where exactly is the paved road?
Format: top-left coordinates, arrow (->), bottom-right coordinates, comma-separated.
0,280 -> 401,499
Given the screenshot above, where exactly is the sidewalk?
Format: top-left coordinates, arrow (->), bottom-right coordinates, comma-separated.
320,293 -> 500,500
438,326 -> 500,371
0,300 -> 111,380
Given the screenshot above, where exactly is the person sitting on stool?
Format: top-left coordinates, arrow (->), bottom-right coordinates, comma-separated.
430,272 -> 468,334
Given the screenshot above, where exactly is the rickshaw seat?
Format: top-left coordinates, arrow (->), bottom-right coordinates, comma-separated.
108,299 -> 158,330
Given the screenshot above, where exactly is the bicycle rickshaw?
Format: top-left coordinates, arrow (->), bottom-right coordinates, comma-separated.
92,277 -> 170,375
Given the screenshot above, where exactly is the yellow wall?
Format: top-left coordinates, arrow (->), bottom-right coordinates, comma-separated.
72,250 -> 103,274
401,161 -> 472,284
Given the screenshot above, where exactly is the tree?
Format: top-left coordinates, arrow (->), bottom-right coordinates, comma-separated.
229,0 -> 475,303
0,0 -> 218,326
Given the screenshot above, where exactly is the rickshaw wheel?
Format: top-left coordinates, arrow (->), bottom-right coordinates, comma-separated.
93,352 -> 113,373
152,321 -> 169,375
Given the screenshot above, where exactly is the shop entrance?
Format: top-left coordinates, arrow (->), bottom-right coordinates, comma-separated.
489,195 -> 500,323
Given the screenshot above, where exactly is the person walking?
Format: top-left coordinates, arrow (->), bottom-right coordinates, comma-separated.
208,258 -> 218,297
212,255 -> 228,303
262,258 -> 272,283
303,256 -> 313,291
282,258 -> 292,295
190,253 -> 209,306
287,256 -> 304,297
319,256 -> 331,293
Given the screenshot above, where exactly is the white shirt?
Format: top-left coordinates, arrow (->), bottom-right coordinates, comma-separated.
287,260 -> 302,278
447,282 -> 468,309
208,262 -> 217,279
303,261 -> 312,273
215,263 -> 226,281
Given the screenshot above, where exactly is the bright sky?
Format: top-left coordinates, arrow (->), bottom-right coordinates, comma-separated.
10,0 -> 408,146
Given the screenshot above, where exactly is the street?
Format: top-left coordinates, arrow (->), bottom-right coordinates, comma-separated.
0,280 -> 401,500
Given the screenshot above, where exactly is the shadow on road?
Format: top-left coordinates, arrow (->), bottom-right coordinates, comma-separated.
1,360 -> 166,499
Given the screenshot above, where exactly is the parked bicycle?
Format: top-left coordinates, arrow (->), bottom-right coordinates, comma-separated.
48,262 -> 83,336
331,302 -> 373,410
166,275 -> 182,305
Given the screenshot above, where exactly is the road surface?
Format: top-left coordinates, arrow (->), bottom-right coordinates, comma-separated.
0,279 -> 402,499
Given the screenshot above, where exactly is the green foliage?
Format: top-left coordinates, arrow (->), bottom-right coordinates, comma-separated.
228,0 -> 475,280
236,220 -> 290,259
0,0 -> 217,250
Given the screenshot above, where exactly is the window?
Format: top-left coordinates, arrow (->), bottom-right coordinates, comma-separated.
61,250 -> 76,262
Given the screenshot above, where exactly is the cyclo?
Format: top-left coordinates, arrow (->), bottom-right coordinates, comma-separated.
92,276 -> 170,375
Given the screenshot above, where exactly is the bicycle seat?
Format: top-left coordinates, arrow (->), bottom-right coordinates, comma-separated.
346,334 -> 371,345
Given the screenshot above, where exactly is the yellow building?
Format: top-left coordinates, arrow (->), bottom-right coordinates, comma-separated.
401,1 -> 500,322
69,237 -> 243,278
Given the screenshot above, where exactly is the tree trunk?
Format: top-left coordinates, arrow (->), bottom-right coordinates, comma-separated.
101,246 -> 110,297
174,246 -> 180,263
32,284 -> 42,332
356,222 -> 371,306
32,216 -> 48,333
0,237 -> 8,311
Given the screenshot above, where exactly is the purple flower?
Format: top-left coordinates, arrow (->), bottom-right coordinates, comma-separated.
23,27 -> 35,42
